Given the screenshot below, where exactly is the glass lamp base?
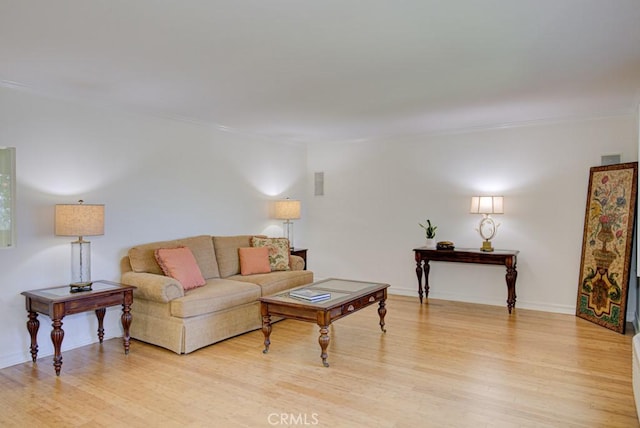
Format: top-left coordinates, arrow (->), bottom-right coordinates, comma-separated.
70,239 -> 92,288
282,220 -> 295,249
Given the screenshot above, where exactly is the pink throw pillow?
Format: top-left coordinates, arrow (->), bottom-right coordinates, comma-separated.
250,237 -> 291,271
239,247 -> 271,275
155,246 -> 206,291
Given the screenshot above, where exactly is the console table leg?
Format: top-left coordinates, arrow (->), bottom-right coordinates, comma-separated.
378,300 -> 387,333
95,308 -> 106,343
318,325 -> 330,367
505,263 -> 518,314
415,257 -> 424,304
50,318 -> 64,376
423,260 -> 431,301
26,311 -> 39,362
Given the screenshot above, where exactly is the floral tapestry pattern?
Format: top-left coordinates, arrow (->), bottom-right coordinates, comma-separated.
576,162 -> 637,333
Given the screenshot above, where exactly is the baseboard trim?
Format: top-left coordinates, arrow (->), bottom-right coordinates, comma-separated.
387,287 -> 576,314
0,333 -> 121,371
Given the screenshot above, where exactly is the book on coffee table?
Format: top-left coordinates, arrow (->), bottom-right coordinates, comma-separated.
289,289 -> 331,302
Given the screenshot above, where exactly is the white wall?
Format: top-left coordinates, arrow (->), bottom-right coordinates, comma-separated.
1,85 -> 637,370
0,87 -> 308,369
306,115 -> 639,316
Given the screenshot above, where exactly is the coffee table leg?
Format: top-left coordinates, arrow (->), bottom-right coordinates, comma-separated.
319,325 -> 330,367
26,311 -> 39,362
378,300 -> 387,333
262,314 -> 272,354
51,318 -> 64,376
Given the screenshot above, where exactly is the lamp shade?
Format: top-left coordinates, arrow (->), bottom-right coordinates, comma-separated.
55,202 -> 105,237
274,199 -> 301,220
470,196 -> 504,215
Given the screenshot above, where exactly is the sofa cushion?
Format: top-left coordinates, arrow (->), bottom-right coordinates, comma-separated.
250,237 -> 291,271
239,247 -> 271,275
155,246 -> 206,291
213,235 -> 265,278
230,270 -> 314,296
170,278 -> 261,318
129,235 -> 220,279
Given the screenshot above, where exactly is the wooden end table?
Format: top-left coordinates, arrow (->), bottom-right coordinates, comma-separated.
259,278 -> 388,367
290,248 -> 308,270
21,280 -> 135,376
413,247 -> 519,313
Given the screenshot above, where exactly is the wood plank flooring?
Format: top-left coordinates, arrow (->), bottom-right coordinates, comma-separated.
0,296 -> 637,427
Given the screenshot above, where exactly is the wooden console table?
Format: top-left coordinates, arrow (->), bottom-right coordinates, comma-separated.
21,280 -> 135,376
413,248 -> 519,313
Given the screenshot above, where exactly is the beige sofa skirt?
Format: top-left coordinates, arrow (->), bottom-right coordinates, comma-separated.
131,300 -> 262,354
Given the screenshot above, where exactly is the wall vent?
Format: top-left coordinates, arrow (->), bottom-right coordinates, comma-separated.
601,154 -> 621,166
314,172 -> 324,196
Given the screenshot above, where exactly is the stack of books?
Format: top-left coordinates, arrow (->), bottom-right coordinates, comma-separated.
289,289 -> 331,302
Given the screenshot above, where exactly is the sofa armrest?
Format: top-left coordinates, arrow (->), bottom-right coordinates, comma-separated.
121,271 -> 184,303
290,255 -> 305,271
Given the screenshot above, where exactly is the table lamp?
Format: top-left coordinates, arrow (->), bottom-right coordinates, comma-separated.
55,200 -> 105,292
274,198 -> 301,249
470,196 -> 503,252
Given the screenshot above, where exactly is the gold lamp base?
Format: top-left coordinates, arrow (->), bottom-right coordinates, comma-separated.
70,282 -> 93,293
480,240 -> 494,252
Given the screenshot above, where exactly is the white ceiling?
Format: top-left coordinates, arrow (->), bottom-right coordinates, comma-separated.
1,1 -> 640,143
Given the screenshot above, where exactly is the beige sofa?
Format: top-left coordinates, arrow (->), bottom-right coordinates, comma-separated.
120,235 -> 313,354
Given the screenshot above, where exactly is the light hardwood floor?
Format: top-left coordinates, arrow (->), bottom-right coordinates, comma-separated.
1,296 -> 637,428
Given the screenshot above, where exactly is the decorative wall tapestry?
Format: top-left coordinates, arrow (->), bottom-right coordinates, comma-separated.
576,161 -> 637,333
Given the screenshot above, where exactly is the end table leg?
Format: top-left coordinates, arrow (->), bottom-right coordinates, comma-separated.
95,308 -> 106,343
318,325 -> 330,367
261,314 -> 272,354
121,301 -> 132,355
378,300 -> 387,333
51,319 -> 64,376
26,311 -> 39,362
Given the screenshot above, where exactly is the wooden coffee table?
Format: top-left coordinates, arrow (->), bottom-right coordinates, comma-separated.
259,278 -> 389,367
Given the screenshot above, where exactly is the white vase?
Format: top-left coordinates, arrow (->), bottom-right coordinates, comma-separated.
425,238 -> 436,249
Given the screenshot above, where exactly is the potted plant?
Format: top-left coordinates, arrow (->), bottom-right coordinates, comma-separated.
419,219 -> 437,249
